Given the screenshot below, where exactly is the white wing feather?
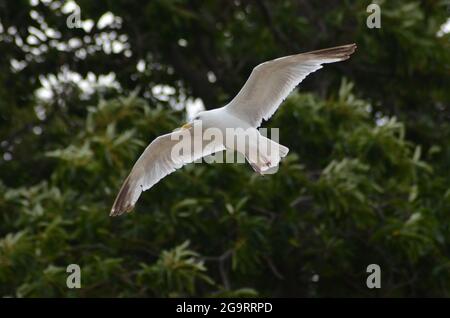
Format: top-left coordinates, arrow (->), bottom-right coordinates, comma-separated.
110,127 -> 224,216
225,44 -> 357,127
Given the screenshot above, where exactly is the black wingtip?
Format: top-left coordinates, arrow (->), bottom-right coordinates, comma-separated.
110,204 -> 134,217
306,43 -> 357,61
110,176 -> 135,217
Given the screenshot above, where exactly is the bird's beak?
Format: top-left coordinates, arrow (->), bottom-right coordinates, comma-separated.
181,122 -> 193,129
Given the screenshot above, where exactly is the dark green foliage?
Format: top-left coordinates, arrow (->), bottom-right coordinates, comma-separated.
1,84 -> 450,297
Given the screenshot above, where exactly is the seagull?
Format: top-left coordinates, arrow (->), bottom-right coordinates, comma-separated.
110,43 -> 357,216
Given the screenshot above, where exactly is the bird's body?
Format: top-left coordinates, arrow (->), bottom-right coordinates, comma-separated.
111,44 -> 357,216
197,107 -> 253,131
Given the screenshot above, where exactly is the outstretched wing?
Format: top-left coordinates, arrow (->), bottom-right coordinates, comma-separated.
225,44 -> 357,127
110,127 -> 224,216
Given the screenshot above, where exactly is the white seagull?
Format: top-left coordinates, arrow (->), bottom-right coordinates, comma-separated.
111,44 -> 357,216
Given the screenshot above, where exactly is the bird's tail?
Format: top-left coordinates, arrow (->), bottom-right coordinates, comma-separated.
246,135 -> 289,175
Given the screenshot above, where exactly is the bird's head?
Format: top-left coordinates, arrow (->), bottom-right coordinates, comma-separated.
181,112 -> 205,129
192,111 -> 206,121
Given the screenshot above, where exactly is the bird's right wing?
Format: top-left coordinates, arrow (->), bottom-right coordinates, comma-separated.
225,44 -> 357,127
110,126 -> 224,216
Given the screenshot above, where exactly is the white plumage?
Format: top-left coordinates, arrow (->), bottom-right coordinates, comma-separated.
111,43 -> 357,216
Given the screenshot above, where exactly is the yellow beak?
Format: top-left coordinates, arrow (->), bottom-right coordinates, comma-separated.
181,122 -> 193,129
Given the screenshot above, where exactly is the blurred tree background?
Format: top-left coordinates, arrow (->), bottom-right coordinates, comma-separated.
0,0 -> 449,297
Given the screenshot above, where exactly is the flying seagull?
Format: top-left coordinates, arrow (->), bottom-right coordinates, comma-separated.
111,43 -> 357,216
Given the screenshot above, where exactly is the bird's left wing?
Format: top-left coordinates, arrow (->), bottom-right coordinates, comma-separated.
225,44 -> 357,127
110,127 -> 224,216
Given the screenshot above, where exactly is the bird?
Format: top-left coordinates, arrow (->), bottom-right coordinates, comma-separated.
110,43 -> 357,216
